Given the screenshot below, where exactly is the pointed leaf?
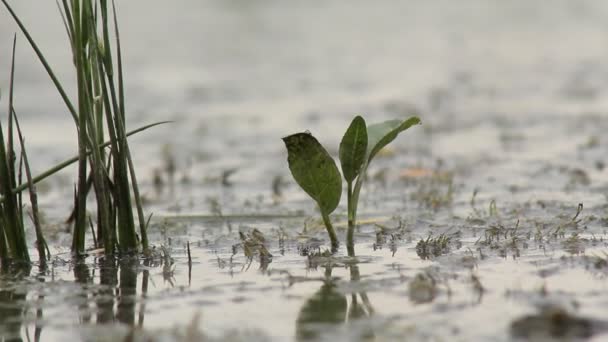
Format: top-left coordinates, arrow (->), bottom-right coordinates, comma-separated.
283,132 -> 342,215
339,116 -> 368,183
366,116 -> 421,164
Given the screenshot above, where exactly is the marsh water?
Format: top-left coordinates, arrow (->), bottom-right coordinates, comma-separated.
2,1 -> 608,341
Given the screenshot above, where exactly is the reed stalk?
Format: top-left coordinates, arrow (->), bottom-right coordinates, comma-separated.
0,36 -> 31,264
1,0 -> 160,257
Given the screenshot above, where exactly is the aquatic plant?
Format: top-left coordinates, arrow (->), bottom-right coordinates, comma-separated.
0,37 -> 35,266
1,0 -> 158,256
283,115 -> 420,249
237,228 -> 273,270
415,233 -> 453,260
2,34 -> 160,267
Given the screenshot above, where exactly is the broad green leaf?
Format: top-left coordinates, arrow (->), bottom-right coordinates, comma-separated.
339,115 -> 368,183
366,116 -> 421,164
283,132 -> 342,215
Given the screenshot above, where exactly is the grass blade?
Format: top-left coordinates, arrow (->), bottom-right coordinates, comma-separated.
112,0 -> 148,252
0,34 -> 30,262
1,0 -> 78,123
14,110 -> 49,265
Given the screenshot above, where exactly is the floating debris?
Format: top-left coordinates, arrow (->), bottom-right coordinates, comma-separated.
510,307 -> 598,340
415,233 -> 458,260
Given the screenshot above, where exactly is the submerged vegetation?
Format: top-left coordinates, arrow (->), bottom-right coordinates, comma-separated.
415,233 -> 456,260
283,115 -> 420,250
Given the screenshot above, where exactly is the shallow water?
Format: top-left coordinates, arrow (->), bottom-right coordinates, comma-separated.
1,1 -> 608,341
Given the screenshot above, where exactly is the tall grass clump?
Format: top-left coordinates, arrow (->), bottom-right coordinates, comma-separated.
0,37 -> 49,268
2,0 -> 156,256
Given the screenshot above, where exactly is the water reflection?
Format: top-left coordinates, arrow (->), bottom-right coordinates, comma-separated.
34,266 -> 44,342
348,265 -> 375,322
0,241 -> 380,341
139,258 -> 150,327
0,266 -> 32,342
94,256 -> 143,326
346,248 -> 375,340
0,278 -> 26,341
296,244 -> 375,340
97,257 -> 118,324
296,267 -> 347,340
0,257 -> 149,340
73,259 -> 92,324
117,258 -> 139,325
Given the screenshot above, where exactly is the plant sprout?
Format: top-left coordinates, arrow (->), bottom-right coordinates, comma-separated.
283,115 -> 420,250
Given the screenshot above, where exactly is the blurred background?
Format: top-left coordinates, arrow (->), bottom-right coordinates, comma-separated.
1,0 -> 608,214
2,3 -> 608,340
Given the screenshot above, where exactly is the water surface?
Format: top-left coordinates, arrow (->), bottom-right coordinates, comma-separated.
1,1 -> 608,341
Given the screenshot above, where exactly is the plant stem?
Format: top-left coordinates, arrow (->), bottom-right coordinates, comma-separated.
0,34 -> 30,262
111,2 -> 147,253
347,181 -> 354,227
14,112 -> 48,266
71,0 -> 89,255
346,181 -> 355,254
321,211 -> 339,251
351,169 -> 365,225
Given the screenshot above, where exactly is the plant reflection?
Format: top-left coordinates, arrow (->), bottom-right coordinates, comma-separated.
0,256 -> 151,340
346,246 -> 375,340
117,258 -> 138,325
96,256 -> 143,325
0,265 -> 32,342
73,258 -> 92,324
296,242 -> 375,341
0,280 -> 26,341
69,256 -> 145,327
0,238 -> 379,341
139,258 -> 150,327
296,267 -> 347,340
97,257 -> 118,324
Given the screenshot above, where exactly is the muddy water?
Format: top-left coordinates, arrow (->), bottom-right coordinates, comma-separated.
2,1 -> 608,341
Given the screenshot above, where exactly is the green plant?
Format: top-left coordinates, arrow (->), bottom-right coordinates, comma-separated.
283,115 -> 420,250
0,36 -> 51,269
0,37 -> 31,266
1,0 -> 161,256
